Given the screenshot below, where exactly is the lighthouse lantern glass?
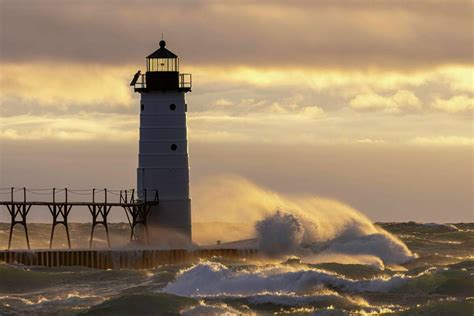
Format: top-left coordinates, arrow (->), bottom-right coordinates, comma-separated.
147,57 -> 178,72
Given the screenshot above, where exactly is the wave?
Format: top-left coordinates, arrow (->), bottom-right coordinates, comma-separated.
423,222 -> 460,230
0,263 -> 151,294
0,292 -> 102,315
163,261 -> 474,299
397,298 -> 474,316
181,302 -> 247,316
162,261 -> 409,297
82,293 -> 197,316
193,175 -> 415,265
256,210 -> 415,265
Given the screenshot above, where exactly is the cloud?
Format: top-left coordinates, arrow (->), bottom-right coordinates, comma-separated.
1,62 -> 471,115
356,138 -> 386,144
0,113 -> 137,141
349,90 -> 421,113
0,63 -> 471,145
0,63 -> 134,110
201,97 -> 325,119
409,136 -> 473,146
299,106 -> 325,119
441,67 -> 474,93
431,95 -> 474,113
213,98 -> 233,107
192,66 -> 444,93
1,0 -> 472,69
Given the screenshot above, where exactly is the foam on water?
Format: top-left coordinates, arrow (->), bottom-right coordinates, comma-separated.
423,223 -> 459,230
162,261 -> 412,298
181,301 -> 249,316
304,253 -> 386,270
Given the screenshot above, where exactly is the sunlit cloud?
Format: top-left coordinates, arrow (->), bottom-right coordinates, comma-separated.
409,136 -> 473,146
1,0 -> 472,225
2,63 -> 471,112
0,113 -> 137,141
0,63 -> 134,109
355,138 -> 386,144
440,67 -> 474,93
191,66 -> 432,93
0,63 -> 472,146
349,90 -> 421,113
431,95 -> 474,113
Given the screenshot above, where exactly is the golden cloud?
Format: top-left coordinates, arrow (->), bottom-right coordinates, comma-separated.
431,95 -> 474,113
350,90 -> 421,113
409,136 -> 473,146
1,62 -> 471,111
0,113 -> 137,141
0,63 -> 134,108
1,63 -> 472,145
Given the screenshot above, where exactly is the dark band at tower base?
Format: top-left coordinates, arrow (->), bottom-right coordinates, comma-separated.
146,202 -> 192,247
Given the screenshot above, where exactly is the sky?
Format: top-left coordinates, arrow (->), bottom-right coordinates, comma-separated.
0,0 -> 473,223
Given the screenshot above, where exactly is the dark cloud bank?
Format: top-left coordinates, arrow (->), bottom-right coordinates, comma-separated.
1,0 -> 473,69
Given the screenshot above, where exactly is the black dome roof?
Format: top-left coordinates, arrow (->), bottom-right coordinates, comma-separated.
146,40 -> 178,58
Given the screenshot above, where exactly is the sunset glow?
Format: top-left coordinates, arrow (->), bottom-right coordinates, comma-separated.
1,0 -> 472,223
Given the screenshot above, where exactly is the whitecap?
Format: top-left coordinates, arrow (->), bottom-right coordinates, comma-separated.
163,261 -> 411,298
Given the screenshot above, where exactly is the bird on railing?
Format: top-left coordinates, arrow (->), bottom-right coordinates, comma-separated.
130,70 -> 141,86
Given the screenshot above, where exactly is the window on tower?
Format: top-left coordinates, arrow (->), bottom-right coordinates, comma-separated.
170,144 -> 178,151
170,104 -> 176,111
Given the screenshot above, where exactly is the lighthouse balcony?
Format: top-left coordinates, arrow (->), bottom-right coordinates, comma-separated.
133,73 -> 192,93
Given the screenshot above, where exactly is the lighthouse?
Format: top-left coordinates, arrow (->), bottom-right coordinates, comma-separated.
130,40 -> 192,245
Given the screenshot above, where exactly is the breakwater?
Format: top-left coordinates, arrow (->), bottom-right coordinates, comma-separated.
0,248 -> 258,269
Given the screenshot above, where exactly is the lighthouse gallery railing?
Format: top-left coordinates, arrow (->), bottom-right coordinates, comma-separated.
133,73 -> 192,91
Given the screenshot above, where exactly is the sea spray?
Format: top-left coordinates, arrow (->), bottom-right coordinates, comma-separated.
192,175 -> 415,265
255,211 -> 304,256
320,231 -> 415,264
255,210 -> 414,265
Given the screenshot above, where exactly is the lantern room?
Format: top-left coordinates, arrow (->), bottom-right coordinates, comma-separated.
146,40 -> 179,72
130,40 -> 191,93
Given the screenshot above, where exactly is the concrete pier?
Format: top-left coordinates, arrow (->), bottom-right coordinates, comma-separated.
0,248 -> 258,269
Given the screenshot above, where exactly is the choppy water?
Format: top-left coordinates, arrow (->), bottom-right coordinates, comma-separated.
0,222 -> 473,315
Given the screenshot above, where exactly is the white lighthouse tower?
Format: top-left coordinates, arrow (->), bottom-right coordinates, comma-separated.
130,40 -> 192,245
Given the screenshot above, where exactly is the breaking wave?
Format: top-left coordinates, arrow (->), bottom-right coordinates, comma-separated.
255,211 -> 304,256
163,261 -> 409,297
194,175 -> 415,266
256,211 -> 415,266
162,260 -> 474,299
181,301 -> 245,316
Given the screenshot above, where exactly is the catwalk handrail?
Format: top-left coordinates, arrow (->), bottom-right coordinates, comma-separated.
0,187 -> 160,249
0,187 -> 159,206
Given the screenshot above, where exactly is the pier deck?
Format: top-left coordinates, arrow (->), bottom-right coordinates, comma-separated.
0,188 -> 260,269
0,187 -> 159,249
